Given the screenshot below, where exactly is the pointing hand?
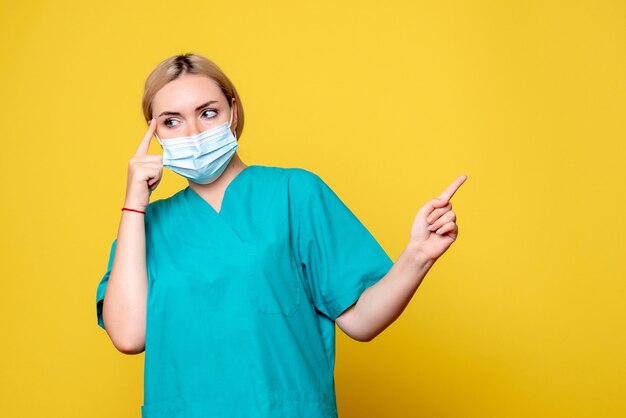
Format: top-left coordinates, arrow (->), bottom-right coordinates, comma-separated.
123,118 -> 163,212
409,174 -> 468,262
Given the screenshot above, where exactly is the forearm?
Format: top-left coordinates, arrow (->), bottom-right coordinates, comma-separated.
102,208 -> 148,354
336,241 -> 435,342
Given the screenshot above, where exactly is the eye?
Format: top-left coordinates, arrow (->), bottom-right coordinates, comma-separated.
201,108 -> 217,119
163,118 -> 180,128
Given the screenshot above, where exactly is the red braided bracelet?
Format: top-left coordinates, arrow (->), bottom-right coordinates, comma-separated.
121,207 -> 146,214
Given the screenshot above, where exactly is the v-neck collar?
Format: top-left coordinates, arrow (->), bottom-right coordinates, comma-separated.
185,165 -> 257,216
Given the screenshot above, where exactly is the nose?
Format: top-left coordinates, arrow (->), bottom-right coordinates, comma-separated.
187,120 -> 203,137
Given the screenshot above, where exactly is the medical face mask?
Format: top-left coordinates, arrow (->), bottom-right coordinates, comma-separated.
155,107 -> 238,184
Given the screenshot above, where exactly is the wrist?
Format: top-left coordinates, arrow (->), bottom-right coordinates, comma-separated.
122,200 -> 148,212
404,241 -> 436,270
121,207 -> 146,215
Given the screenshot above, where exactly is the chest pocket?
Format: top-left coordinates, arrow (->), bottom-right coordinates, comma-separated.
247,242 -> 301,316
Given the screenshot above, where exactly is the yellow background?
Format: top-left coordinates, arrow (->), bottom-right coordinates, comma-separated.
1,0 -> 624,416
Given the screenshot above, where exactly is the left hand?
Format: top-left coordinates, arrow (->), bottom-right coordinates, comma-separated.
409,174 -> 468,262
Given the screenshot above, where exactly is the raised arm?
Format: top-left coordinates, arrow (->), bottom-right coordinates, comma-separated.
101,119 -> 162,354
335,174 -> 468,342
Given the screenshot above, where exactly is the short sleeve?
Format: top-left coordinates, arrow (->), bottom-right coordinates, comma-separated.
96,239 -> 117,330
291,170 -> 394,321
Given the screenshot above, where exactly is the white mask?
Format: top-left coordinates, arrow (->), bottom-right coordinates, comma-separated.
155,107 -> 238,184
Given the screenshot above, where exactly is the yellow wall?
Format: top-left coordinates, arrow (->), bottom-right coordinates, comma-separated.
1,0 -> 624,416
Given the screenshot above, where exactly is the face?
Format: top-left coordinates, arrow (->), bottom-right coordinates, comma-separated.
151,73 -> 237,140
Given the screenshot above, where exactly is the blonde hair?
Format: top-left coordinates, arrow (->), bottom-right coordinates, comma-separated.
142,53 -> 245,139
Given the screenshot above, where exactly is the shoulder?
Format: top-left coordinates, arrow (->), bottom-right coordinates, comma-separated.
246,164 -> 326,192
247,165 -> 332,210
144,187 -> 187,220
279,166 -> 325,189
277,166 -> 344,213
285,166 -> 323,183
249,164 -> 321,180
283,167 -> 332,203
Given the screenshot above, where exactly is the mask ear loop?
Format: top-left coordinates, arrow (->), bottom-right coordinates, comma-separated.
228,106 -> 237,140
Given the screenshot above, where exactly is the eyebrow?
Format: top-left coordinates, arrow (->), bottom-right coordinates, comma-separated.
157,100 -> 218,117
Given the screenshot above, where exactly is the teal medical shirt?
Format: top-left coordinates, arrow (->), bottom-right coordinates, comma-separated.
96,165 -> 394,418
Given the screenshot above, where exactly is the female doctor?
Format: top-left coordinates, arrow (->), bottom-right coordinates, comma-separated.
96,53 -> 467,418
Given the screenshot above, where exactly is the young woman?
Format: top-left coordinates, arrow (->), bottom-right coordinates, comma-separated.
96,53 -> 467,418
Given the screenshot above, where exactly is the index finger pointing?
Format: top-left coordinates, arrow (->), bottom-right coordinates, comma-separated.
437,174 -> 468,201
134,118 -> 157,157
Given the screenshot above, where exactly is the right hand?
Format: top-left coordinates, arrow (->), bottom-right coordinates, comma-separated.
123,118 -> 163,211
